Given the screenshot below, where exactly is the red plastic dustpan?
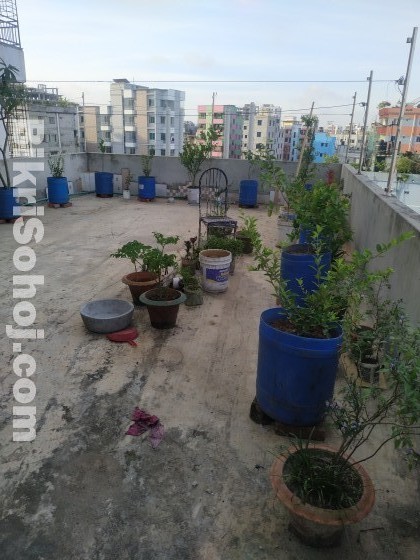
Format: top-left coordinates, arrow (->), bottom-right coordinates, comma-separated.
106,327 -> 138,346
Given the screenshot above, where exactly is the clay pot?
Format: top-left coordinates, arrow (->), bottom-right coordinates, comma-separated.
122,271 -> 159,305
139,287 -> 186,329
270,444 -> 375,547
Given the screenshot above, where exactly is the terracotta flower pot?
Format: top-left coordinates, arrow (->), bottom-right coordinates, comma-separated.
270,444 -> 375,548
122,271 -> 159,305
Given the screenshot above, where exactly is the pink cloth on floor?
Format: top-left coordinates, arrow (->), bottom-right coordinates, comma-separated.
126,407 -> 165,447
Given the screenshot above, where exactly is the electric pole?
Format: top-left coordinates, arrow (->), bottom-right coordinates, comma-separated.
358,71 -> 373,174
211,92 -> 216,127
386,27 -> 418,193
345,92 -> 357,164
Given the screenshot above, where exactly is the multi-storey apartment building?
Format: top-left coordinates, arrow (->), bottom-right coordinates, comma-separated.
197,104 -> 243,158
278,117 -> 304,162
376,103 -> 420,155
312,131 -> 336,162
109,79 -> 185,156
240,103 -> 282,158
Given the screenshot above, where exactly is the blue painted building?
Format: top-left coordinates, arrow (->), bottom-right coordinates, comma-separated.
313,132 -> 336,162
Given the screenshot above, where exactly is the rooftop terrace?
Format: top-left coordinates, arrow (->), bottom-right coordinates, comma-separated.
0,192 -> 419,559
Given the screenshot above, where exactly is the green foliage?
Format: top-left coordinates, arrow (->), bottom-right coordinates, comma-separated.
110,232 -> 179,283
288,180 -> 353,260
48,153 -> 65,178
98,139 -> 106,154
238,212 -> 260,245
323,154 -> 340,164
179,126 -> 219,186
296,114 -> 318,185
180,266 -> 201,291
203,235 -> 244,256
141,152 -> 154,177
396,154 -> 420,175
0,58 -> 28,188
124,170 -> 133,189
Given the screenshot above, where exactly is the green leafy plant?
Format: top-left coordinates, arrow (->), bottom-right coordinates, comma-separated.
179,126 -> 219,187
124,170 -> 133,190
141,152 -> 154,177
288,180 -> 353,260
0,59 -> 27,189
48,153 -> 65,178
180,265 -> 201,291
98,138 -> 106,154
111,233 -> 179,300
203,235 -> 244,256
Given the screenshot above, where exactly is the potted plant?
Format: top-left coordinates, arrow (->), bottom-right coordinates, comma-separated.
238,148 -> 263,208
252,224 -> 412,428
110,240 -> 159,305
139,232 -> 186,329
138,151 -> 155,201
203,235 -> 244,274
236,212 -> 259,254
179,127 -> 218,205
123,170 -> 133,200
179,265 -> 203,307
181,236 -> 198,273
270,302 -> 420,547
47,153 -> 70,206
95,139 -> 113,197
0,59 -> 27,221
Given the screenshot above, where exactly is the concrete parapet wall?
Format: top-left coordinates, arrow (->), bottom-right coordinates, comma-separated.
342,165 -> 420,325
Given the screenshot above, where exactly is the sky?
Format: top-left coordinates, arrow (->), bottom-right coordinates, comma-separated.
16,0 -> 420,128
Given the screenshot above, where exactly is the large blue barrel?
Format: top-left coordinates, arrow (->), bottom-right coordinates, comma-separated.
256,307 -> 342,426
239,180 -> 258,207
47,177 -> 69,204
138,176 -> 156,200
95,172 -> 113,196
0,188 -> 19,220
280,243 -> 331,306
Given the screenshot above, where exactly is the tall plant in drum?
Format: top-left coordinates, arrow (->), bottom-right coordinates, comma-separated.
0,59 -> 27,220
47,152 -> 70,206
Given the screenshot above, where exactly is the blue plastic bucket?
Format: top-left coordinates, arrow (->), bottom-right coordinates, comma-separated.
239,180 -> 258,207
47,177 -> 69,204
280,244 -> 331,306
0,188 -> 19,220
138,176 -> 156,200
256,307 -> 342,426
95,172 -> 113,196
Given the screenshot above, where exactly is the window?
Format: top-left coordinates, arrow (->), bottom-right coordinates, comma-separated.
105,132 -> 111,140
148,98 -> 154,107
244,125 -> 247,130
244,135 -> 248,139
161,133 -> 166,141
257,119 -> 262,126
125,116 -> 134,125
149,116 -> 155,124
170,149 -> 175,156
160,100 -> 166,108
199,112 -> 206,119
161,149 -> 166,156
123,99 -> 134,109
416,136 -> 420,142
257,132 -> 261,138
128,148 -> 135,154
49,117 -> 55,124
149,132 -> 155,140
214,112 -> 223,120
170,117 -> 174,126
38,115 -> 43,121
32,128 -> 37,136
160,116 -> 165,124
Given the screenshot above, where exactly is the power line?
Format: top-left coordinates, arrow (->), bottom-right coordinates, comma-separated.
24,78 -> 397,84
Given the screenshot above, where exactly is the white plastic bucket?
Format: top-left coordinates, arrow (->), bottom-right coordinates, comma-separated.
199,249 -> 232,293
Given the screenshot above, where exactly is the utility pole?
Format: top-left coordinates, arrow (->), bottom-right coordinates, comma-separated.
295,101 -> 315,178
358,71 -> 373,174
386,27 -> 418,193
345,92 -> 357,164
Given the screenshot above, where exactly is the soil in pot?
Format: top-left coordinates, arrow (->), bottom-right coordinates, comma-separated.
122,272 -> 159,305
236,233 -> 253,254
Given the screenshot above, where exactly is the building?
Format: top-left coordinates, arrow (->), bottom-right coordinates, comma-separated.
109,79 -> 185,156
197,104 -> 243,159
240,103 -> 282,158
23,85 -> 81,156
312,131 -> 336,162
278,117 -> 304,162
376,103 -> 420,155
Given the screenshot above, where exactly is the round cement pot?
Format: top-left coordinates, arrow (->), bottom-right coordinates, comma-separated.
122,271 -> 159,305
139,287 -> 186,329
270,444 -> 375,548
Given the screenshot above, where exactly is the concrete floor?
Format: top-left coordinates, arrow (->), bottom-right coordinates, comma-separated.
0,194 -> 419,560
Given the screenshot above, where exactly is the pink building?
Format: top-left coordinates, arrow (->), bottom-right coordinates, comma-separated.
197,104 -> 243,158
